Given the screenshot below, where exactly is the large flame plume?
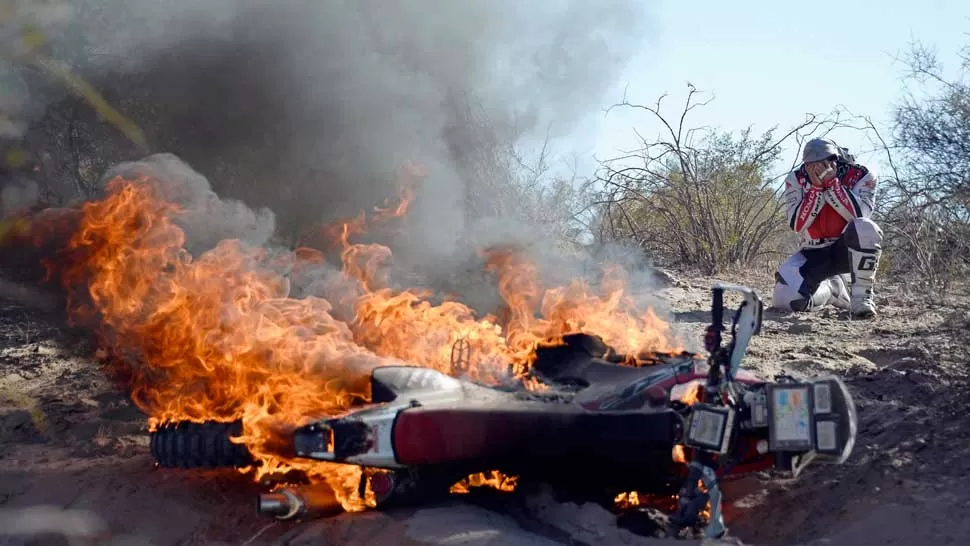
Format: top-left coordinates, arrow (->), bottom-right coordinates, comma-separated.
10,168 -> 682,511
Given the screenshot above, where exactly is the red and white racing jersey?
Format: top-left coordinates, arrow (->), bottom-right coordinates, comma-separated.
782,162 -> 877,248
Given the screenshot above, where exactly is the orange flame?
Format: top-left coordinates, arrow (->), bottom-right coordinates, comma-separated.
670,382 -> 703,464
614,489 -> 711,521
483,248 -> 682,376
300,163 -> 420,253
679,382 -> 703,406
449,471 -> 519,494
34,171 -> 682,511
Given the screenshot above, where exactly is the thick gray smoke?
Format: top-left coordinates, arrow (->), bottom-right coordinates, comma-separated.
1,2 -> 73,137
99,153 -> 278,255
8,0 -> 668,316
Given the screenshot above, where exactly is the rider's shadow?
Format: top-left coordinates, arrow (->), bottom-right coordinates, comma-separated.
671,307 -> 802,324
762,306 -> 852,325
670,310 -> 713,324
673,306 -> 846,335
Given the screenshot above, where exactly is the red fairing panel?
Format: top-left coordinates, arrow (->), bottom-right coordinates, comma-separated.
391,407 -> 574,466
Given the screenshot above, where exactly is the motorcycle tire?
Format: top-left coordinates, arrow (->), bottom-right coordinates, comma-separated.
150,420 -> 254,469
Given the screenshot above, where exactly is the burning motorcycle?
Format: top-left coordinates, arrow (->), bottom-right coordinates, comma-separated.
150,283 -> 857,539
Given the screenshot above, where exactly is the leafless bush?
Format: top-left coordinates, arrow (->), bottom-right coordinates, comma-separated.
440,93 -> 591,251
864,39 -> 970,292
2,0 -> 147,210
583,85 -> 830,275
881,205 -> 970,292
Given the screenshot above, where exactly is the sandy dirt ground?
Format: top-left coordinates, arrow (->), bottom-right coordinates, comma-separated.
1,271 -> 968,546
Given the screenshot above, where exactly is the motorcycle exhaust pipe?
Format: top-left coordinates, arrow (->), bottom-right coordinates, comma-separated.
257,491 -> 296,518
256,483 -> 343,520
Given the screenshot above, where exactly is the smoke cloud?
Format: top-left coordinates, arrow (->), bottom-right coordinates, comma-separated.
8,0 -> 666,315
99,153 -> 278,255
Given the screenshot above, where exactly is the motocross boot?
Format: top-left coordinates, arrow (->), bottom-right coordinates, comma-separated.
818,275 -> 851,311
848,247 -> 879,318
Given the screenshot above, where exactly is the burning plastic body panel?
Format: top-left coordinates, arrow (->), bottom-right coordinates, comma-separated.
290,350 -> 856,500
294,362 -> 691,473
263,282 -> 859,534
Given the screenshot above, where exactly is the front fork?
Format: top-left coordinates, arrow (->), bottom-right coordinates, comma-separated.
668,456 -> 725,538
668,284 -> 739,539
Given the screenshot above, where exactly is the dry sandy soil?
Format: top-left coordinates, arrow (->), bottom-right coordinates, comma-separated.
1,270 -> 968,546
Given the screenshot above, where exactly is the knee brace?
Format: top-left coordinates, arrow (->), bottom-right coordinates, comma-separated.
772,276 -> 811,312
843,217 -> 884,251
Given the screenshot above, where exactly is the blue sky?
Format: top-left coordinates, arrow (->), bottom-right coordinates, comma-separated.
560,0 -> 970,182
